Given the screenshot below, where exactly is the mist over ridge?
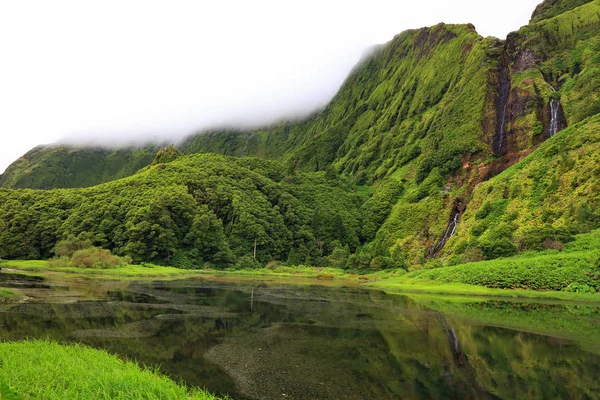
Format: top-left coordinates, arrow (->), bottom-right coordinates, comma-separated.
0,0 -> 542,173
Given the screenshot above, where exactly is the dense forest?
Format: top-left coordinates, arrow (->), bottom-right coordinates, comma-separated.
1,0 -> 599,270
0,153 -> 370,268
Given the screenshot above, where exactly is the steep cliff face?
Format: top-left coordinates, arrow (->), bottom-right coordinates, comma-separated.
441,0 -> 600,262
185,23 -> 495,183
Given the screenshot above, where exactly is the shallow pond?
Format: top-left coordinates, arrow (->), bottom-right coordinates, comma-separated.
1,271 -> 600,399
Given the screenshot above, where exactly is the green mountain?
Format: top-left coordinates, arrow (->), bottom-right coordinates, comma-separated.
1,0 -> 599,270
0,145 -> 158,189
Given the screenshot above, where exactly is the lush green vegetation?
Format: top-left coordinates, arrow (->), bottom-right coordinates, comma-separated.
0,154 -> 364,268
0,145 -> 158,189
371,229 -> 600,299
446,113 -> 600,261
0,340 -> 223,399
0,0 -> 599,288
530,0 -> 594,23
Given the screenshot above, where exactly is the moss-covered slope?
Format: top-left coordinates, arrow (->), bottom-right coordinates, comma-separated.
2,0 -> 600,269
0,145 -> 157,189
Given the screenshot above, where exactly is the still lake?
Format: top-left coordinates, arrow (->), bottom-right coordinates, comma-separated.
1,271 -> 599,399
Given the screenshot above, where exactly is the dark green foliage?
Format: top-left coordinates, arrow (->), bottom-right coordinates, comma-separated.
326,246 -> 349,268
151,145 -> 182,165
516,225 -> 574,251
0,145 -> 157,189
0,381 -> 21,400
233,255 -> 262,270
286,247 -> 299,266
478,238 -> 518,260
359,179 -> 404,241
0,154 -> 363,268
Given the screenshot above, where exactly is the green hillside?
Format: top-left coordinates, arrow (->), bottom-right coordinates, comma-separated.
1,0 -> 599,276
0,154 -> 364,267
0,145 -> 158,189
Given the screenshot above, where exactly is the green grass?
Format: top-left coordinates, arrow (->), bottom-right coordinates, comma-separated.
3,260 -> 197,278
368,231 -> 600,302
404,249 -> 599,291
370,280 -> 600,302
0,288 -> 22,303
0,340 -> 223,399
2,260 -> 361,281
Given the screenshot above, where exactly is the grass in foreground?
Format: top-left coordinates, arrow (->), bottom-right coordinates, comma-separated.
0,340 -> 224,400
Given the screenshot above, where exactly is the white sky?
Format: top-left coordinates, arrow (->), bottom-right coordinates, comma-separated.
0,0 -> 542,174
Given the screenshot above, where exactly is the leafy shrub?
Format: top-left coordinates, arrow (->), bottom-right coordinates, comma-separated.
478,238 -> 518,260
564,283 -> 596,293
475,202 -> 494,220
69,247 -> 130,269
171,252 -> 194,269
517,225 -> 574,251
151,145 -> 181,165
370,256 -> 406,271
233,255 -> 262,270
327,247 -> 349,268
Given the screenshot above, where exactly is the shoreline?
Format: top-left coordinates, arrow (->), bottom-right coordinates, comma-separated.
3,259 -> 600,304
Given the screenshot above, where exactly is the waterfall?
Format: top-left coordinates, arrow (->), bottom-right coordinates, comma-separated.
494,52 -> 511,155
498,101 -> 508,150
239,133 -> 253,157
430,210 -> 460,257
549,98 -> 560,136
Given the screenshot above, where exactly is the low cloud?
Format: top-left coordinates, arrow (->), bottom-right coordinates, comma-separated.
0,0 -> 541,173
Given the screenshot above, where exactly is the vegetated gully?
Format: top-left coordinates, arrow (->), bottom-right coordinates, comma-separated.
430,41 -> 566,257
1,271 -> 599,400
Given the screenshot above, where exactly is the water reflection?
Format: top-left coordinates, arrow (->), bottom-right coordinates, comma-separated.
1,272 -> 599,399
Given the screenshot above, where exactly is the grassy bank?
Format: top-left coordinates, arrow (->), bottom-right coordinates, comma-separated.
0,340 -> 223,400
2,259 -> 361,281
0,288 -> 22,303
5,228 -> 600,302
369,229 -> 600,301
370,280 -> 600,302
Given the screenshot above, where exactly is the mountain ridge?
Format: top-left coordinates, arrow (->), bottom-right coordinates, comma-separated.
1,0 -> 599,269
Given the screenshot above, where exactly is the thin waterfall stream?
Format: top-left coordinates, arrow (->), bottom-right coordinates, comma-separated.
430,210 -> 460,257
549,98 -> 560,136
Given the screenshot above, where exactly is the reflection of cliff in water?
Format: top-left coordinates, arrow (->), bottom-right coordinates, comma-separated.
1,274 -> 599,400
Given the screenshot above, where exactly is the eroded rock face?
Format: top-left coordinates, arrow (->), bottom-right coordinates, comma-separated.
512,48 -> 540,73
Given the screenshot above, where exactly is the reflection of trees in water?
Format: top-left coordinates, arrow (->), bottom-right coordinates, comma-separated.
1,278 -> 599,399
